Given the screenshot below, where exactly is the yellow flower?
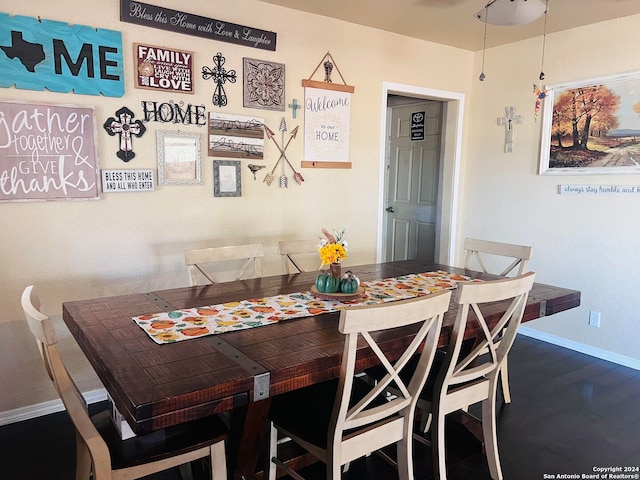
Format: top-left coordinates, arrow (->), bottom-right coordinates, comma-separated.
152,331 -> 180,342
319,243 -> 347,266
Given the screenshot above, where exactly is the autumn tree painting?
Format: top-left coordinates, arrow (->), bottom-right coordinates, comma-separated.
547,76 -> 640,170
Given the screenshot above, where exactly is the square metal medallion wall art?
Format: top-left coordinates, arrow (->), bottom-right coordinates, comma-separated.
243,58 -> 285,111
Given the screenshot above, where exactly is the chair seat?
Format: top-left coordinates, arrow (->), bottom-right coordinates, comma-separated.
95,411 -> 228,470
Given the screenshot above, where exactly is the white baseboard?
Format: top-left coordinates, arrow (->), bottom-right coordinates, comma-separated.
0,388 -> 107,427
518,326 -> 640,371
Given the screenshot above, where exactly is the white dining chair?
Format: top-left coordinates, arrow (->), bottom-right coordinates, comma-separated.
184,243 -> 264,286
420,272 -> 535,480
463,237 -> 533,403
21,285 -> 228,480
463,238 -> 533,278
277,239 -> 321,274
268,289 -> 452,480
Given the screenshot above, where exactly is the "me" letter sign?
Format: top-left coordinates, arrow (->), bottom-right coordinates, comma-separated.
0,13 -> 124,97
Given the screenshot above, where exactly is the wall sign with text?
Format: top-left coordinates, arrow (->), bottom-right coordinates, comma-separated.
134,43 -> 194,93
101,169 -> 154,192
302,85 -> 353,169
558,184 -> 640,196
141,100 -> 206,126
411,111 -> 425,141
0,12 -> 124,97
120,0 -> 277,51
0,100 -> 100,201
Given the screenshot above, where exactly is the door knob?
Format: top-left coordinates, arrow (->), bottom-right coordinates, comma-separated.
385,206 -> 395,213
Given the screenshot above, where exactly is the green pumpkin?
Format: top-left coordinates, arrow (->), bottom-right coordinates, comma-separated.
340,271 -> 360,294
315,271 -> 340,293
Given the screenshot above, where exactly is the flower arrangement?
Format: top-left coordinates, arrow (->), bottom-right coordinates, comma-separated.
319,226 -> 348,266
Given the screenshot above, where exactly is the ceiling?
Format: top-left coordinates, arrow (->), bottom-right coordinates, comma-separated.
256,0 -> 640,51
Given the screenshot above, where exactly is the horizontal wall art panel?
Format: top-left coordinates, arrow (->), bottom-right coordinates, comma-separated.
0,12 -> 124,97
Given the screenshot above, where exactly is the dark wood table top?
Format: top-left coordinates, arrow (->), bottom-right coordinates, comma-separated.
63,260 -> 581,479
62,260 -> 580,437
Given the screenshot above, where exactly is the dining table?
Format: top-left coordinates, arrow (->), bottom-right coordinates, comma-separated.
62,260 -> 581,480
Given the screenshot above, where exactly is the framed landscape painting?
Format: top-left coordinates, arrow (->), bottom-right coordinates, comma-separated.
539,71 -> 640,175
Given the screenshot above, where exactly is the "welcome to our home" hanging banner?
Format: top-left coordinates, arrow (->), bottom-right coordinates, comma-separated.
301,52 -> 354,169
120,0 -> 277,51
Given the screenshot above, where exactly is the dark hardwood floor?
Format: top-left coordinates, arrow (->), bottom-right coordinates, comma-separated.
2,335 -> 640,480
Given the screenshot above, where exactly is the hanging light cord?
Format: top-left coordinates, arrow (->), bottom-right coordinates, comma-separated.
539,0 -> 549,81
479,5 -> 489,81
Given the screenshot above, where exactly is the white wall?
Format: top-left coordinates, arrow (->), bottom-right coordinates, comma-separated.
6,0 -> 640,416
463,15 -> 640,361
0,0 -> 473,412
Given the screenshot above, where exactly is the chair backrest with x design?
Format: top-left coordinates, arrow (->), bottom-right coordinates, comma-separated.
331,290 -> 451,466
184,243 -> 264,286
463,238 -> 533,277
277,239 -> 321,274
436,272 -> 535,413
426,272 -> 535,480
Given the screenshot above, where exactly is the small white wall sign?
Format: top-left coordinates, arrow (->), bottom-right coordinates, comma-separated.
558,184 -> 640,195
101,169 -> 155,193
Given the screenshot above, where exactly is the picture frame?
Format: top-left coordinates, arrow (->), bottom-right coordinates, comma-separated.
157,131 -> 201,185
539,71 -> 640,175
213,160 -> 242,197
243,58 -> 285,111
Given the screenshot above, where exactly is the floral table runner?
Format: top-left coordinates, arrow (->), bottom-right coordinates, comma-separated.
133,271 -> 471,344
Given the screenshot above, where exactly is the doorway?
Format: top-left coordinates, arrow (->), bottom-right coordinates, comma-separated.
377,82 -> 465,265
384,98 -> 442,263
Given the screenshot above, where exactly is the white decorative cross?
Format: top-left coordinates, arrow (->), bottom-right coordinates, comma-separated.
498,106 -> 523,153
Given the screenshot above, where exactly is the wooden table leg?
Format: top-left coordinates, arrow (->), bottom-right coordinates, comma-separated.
451,409 -> 485,452
228,398 -> 272,480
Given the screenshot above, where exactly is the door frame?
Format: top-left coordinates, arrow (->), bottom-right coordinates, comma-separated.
376,82 -> 465,265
